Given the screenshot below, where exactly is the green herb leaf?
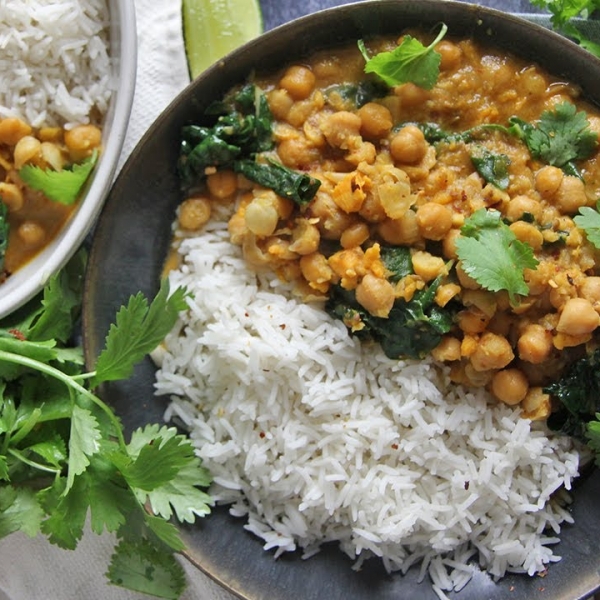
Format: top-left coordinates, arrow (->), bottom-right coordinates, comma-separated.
574,201 -> 600,248
91,279 -> 189,387
65,403 -> 102,491
18,151 -> 98,205
358,23 -> 447,90
509,102 -> 598,174
107,539 -> 186,600
455,208 -> 539,305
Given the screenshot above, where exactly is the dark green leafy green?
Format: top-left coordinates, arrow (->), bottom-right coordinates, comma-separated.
358,23 -> 448,90
0,252 -> 212,599
470,146 -> 511,189
380,246 -> 413,282
234,159 -> 321,206
326,274 -> 454,360
324,80 -> 390,109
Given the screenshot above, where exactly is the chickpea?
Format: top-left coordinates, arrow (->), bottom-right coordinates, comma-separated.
178,196 -> 211,231
521,386 -> 551,421
340,222 -> 370,249
509,221 -> 543,251
411,250 -> 446,282
245,195 -> 280,237
554,175 -> 589,214
13,135 -> 41,169
378,212 -> 422,246
0,117 -> 32,145
18,221 -> 46,247
505,195 -> 542,222
0,182 -> 24,212
389,125 -> 428,164
356,102 -> 393,139
64,124 -> 102,162
442,228 -> 461,259
321,111 -> 362,149
580,276 -> 600,308
300,252 -> 333,285
535,165 -> 563,198
309,192 -> 356,240
469,331 -> 514,372
491,368 -> 529,405
358,191 -> 387,223
268,88 -> 294,120
289,218 -> 320,255
355,273 -> 395,317
415,202 -> 453,240
431,335 -> 461,362
457,307 -> 490,334
556,297 -> 599,335
279,65 -> 316,100
206,170 -> 238,199
517,323 -> 553,364
277,137 -> 321,169
455,262 -> 480,290
394,82 -> 429,108
436,41 -> 462,71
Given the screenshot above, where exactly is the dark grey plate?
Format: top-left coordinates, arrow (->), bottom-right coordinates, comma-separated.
83,2 -> 600,599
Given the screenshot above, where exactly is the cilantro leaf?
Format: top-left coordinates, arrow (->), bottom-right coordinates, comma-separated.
509,102 -> 597,174
18,150 -> 98,205
0,486 -> 44,538
65,403 -> 102,491
574,201 -> 600,248
455,208 -> 539,305
107,538 -> 186,600
91,279 -> 189,387
359,23 -> 447,90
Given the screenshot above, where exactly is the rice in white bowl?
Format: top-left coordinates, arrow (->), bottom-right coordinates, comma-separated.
0,0 -> 112,128
155,215 -> 581,595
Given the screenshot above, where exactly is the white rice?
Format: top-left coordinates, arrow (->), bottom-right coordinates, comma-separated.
155,216 -> 582,593
0,0 -> 112,128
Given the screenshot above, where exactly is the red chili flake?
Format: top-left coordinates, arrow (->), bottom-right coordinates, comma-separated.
464,481 -> 470,490
391,443 -> 398,450
279,324 -> 286,330
259,431 -> 266,438
245,312 -> 250,317
8,329 -> 26,341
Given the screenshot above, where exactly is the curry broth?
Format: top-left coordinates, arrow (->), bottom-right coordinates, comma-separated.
171,33 -> 600,419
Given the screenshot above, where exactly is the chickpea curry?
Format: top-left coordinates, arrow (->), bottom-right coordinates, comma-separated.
173,27 -> 600,437
0,117 -> 102,281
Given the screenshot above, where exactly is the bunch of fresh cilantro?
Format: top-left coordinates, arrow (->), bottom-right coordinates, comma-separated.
0,251 -> 212,600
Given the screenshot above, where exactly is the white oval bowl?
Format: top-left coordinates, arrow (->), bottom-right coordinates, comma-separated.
0,0 -> 137,319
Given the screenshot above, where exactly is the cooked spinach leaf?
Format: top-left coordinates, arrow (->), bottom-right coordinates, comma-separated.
380,246 -> 413,282
324,80 -> 389,108
234,159 -> 321,206
545,348 -> 600,439
326,275 -> 454,360
470,146 -> 511,189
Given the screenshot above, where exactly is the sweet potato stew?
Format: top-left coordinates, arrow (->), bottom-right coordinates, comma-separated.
174,29 -> 600,436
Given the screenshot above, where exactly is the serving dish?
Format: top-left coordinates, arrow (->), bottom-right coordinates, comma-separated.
0,0 -> 137,319
83,1 -> 600,599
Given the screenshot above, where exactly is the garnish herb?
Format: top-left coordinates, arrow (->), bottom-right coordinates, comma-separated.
574,200 -> 600,248
18,150 -> 99,205
455,208 -> 539,305
358,23 -> 448,90
470,146 -> 511,189
529,0 -> 600,58
178,83 -> 321,205
509,102 -> 598,177
0,252 -> 212,599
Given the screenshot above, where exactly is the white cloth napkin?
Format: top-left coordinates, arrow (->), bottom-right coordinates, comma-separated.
0,1 -> 236,598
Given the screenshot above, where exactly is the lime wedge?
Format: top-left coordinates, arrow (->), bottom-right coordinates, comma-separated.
182,0 -> 264,79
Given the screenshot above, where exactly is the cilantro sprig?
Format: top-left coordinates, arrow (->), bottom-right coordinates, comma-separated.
574,199 -> 600,248
18,150 -> 98,205
0,252 -> 212,599
358,23 -> 448,90
455,208 -> 539,305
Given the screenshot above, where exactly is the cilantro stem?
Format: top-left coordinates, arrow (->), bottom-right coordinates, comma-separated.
0,350 -> 126,449
8,447 -> 61,475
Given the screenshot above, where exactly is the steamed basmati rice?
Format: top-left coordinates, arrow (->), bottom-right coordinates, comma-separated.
0,0 -> 112,128
155,215 -> 582,594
